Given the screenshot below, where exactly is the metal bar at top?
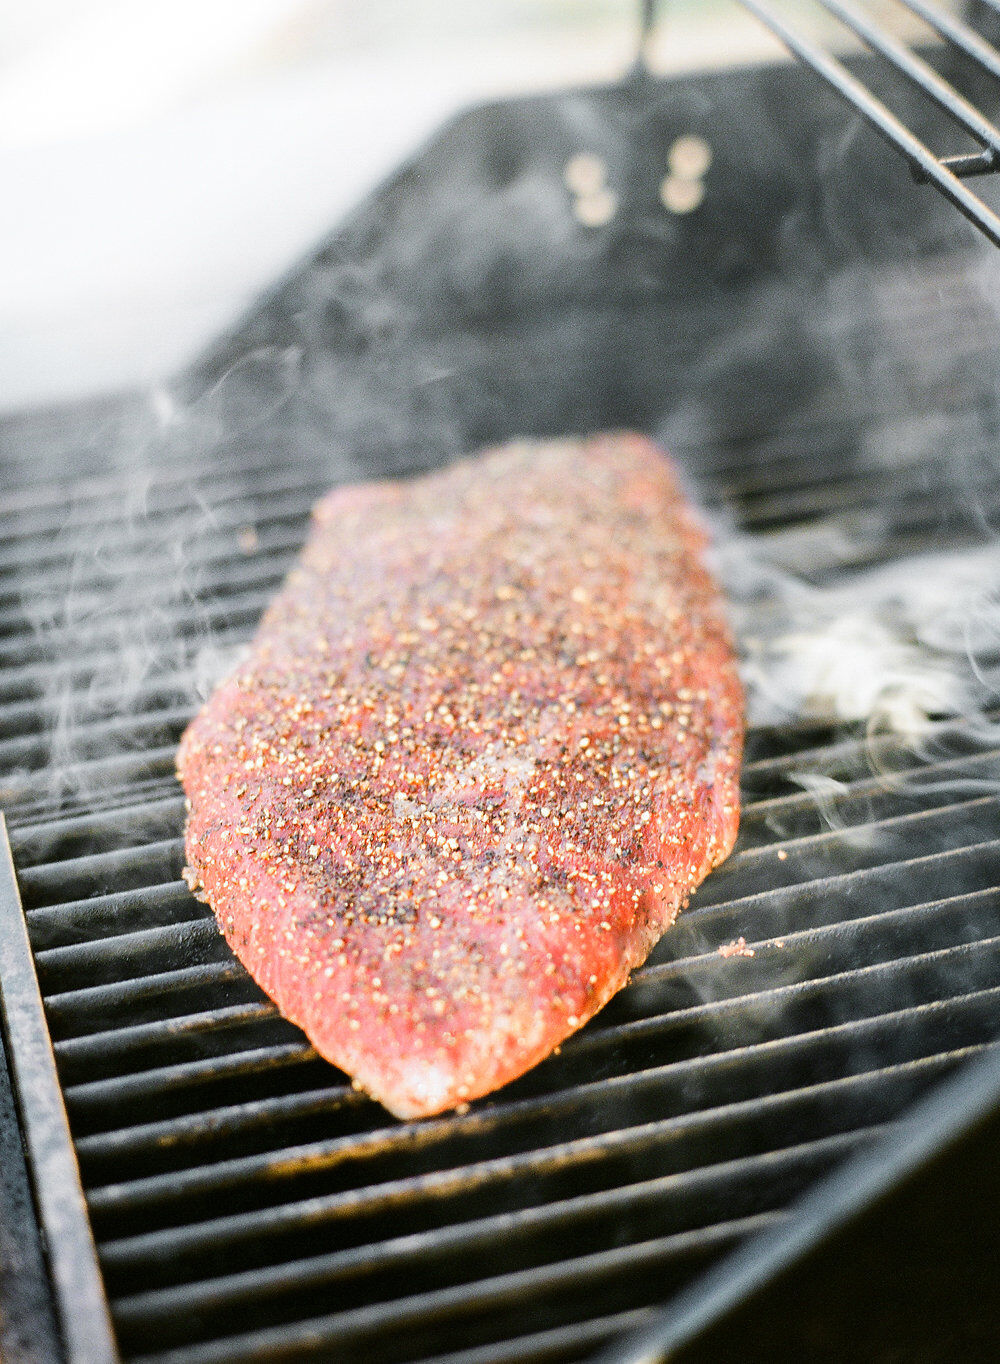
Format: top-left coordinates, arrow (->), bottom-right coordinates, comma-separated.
737,0 -> 1000,248
897,0 -> 1000,82
915,147 -> 995,182
815,0 -> 1000,162
0,815 -> 120,1364
636,0 -> 658,71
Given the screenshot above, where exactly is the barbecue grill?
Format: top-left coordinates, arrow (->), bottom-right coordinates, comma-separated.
5,3 -> 1000,1361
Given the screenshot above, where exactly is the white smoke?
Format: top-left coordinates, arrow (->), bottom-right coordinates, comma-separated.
717,538 -> 1000,736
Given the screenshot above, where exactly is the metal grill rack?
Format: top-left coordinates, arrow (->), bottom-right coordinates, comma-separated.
3,49 -> 1000,1364
703,0 -> 1000,246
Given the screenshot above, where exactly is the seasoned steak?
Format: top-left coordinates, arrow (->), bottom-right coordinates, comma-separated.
178,434 -> 743,1118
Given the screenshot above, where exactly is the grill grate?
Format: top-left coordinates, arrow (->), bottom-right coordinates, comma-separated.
725,0 -> 1000,245
4,66 -> 1000,1364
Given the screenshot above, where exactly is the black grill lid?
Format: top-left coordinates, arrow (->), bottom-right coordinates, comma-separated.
3,60 -> 1000,1364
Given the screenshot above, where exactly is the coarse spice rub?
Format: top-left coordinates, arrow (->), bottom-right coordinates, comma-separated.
178,433 -> 743,1118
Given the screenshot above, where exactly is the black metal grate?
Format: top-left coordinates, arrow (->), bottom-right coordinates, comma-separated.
3,66 -> 1000,1364
726,0 -> 1000,245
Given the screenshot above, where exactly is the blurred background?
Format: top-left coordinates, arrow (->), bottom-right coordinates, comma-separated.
1,0 -> 942,409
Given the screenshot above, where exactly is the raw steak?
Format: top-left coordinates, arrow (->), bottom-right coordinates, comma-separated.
178,434 -> 743,1118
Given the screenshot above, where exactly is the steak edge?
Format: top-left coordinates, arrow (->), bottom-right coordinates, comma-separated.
178,433 -> 743,1118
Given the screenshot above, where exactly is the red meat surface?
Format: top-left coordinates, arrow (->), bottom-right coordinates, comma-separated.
178,433 -> 743,1118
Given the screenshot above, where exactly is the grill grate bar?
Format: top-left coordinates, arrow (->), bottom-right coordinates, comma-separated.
0,636 -> 248,706
44,914 -> 1000,1088
89,996 -> 1000,1264
1,748 -> 183,824
736,0 -> 1000,246
8,722 -> 998,859
656,880 -> 1000,966
45,961 -> 256,1032
711,445 -> 1000,520
25,881 -> 208,951
74,1084 -> 356,1164
898,0 -> 1000,81
0,726 -> 948,832
741,709 -> 1000,778
12,741 -> 998,949
5,703 -> 985,841
740,747 -> 1000,817
39,885 -> 997,1045
80,949 -> 993,1219
0,688 -> 193,742
736,780 -> 1000,853
819,0 -> 1000,158
67,888 -> 998,1162
0,709 -> 194,774
63,1041 -> 328,1116
56,954 -> 998,1178
0,465 -> 326,550
109,1129 -> 875,1347
0,409 -> 989,599
9,796 -> 187,863
35,917 -> 224,981
128,1213 -> 789,1364
0,538 -> 297,622
729,472 -> 1000,536
606,932 -> 1000,1032
15,792 -> 997,902
1,470 -> 994,649
0,597 -> 269,671
384,1308 -> 658,1364
0,530 -> 295,603
84,1047 -> 985,1269
689,796 -> 1000,894
0,519 -> 301,593
684,836 -> 1000,925
0,441 -> 332,519
45,916 -> 998,1096
0,561 -> 286,638
0,458 -> 945,594
24,835 -> 1000,1053
53,1001 -> 283,1072
16,838 -> 186,908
